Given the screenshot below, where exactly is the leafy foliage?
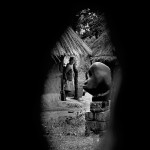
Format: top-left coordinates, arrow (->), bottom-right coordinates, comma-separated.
75,8 -> 106,40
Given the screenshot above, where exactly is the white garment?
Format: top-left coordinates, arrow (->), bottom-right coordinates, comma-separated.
64,63 -> 75,91
64,79 -> 74,91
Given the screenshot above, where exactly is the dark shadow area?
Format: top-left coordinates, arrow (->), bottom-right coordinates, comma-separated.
5,1 -> 149,150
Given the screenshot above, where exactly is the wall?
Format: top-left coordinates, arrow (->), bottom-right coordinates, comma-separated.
45,62 -> 62,95
78,56 -> 91,97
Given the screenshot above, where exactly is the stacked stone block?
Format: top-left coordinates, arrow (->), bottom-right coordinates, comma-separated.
85,99 -> 110,137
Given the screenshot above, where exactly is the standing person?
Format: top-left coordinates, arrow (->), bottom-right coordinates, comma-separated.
64,57 -> 76,97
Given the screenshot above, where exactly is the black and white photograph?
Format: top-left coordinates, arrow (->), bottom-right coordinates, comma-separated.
4,1 -> 149,150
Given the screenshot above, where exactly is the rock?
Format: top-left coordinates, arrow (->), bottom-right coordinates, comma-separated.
85,112 -> 94,121
90,101 -> 109,112
85,121 -> 109,132
85,110 -> 110,121
94,110 -> 110,121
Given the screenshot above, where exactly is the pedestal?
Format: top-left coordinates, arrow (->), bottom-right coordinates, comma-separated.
85,99 -> 110,136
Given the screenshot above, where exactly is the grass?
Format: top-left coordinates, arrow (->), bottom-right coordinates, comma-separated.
43,111 -> 100,150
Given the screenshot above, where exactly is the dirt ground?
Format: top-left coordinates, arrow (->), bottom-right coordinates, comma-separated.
42,93 -> 105,150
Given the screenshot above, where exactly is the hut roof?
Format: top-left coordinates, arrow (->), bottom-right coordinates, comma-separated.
91,55 -> 117,62
51,27 -> 92,61
90,31 -> 117,63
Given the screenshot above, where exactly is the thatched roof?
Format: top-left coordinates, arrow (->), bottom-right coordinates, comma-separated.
91,55 -> 117,62
51,27 -> 92,62
90,31 -> 117,63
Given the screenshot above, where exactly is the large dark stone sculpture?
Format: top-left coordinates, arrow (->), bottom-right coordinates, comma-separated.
83,62 -> 112,137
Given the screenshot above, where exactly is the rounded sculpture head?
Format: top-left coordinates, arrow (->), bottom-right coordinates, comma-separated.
83,62 -> 112,96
